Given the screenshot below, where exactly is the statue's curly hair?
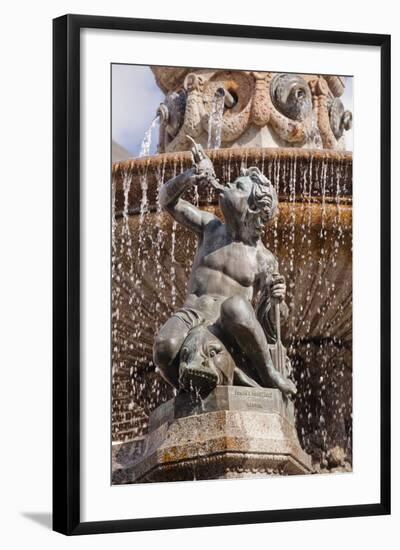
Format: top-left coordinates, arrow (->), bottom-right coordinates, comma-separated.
240,166 -> 278,222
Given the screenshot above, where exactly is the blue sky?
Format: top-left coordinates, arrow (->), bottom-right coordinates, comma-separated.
112,65 -> 163,156
112,64 -> 353,155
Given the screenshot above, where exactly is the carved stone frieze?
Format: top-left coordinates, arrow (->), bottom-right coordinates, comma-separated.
151,67 -> 352,152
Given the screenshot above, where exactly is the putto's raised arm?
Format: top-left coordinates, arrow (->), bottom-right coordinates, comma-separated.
159,144 -> 219,235
159,167 -> 196,208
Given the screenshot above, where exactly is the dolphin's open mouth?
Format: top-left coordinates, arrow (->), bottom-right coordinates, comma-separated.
179,366 -> 219,393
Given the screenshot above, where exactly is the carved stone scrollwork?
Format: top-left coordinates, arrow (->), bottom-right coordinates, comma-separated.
157,72 -> 206,152
270,73 -> 313,122
309,77 -> 338,149
157,89 -> 187,153
183,72 -> 205,93
151,67 -> 352,151
201,71 -> 253,143
151,66 -> 191,94
325,75 -> 346,98
265,74 -> 313,145
328,97 -> 353,140
250,72 -> 272,127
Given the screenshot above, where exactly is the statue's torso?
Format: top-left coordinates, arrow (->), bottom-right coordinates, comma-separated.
184,220 -> 274,316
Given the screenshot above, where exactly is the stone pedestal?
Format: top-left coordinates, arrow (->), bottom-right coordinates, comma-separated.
113,386 -> 312,484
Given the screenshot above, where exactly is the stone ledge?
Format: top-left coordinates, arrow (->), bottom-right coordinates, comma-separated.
149,385 -> 295,431
115,451 -> 309,483
113,387 -> 312,484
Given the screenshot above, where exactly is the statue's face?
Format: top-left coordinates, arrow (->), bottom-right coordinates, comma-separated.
219,175 -> 254,219
219,169 -> 277,238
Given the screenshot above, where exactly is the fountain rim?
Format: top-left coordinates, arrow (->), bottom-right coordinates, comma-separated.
112,146 -> 352,176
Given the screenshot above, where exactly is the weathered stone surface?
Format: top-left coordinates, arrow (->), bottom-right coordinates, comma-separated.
150,68 -> 352,152
113,386 -> 312,484
148,385 -> 295,431
112,437 -> 145,471
112,148 -> 352,214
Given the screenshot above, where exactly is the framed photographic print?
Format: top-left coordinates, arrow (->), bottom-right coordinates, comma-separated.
53,14 -> 391,535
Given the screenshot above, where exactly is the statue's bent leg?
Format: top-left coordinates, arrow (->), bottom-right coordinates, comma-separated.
220,295 -> 296,395
153,316 -> 189,389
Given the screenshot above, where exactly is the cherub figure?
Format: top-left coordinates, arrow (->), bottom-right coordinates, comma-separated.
153,141 -> 296,396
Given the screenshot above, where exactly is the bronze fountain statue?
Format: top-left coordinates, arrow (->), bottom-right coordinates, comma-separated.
154,139 -> 295,398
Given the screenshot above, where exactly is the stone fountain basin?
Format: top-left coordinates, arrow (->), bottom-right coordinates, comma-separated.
112,146 -> 352,214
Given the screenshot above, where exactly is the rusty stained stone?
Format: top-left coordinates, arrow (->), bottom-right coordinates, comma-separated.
112,147 -> 352,214
113,391 -> 312,484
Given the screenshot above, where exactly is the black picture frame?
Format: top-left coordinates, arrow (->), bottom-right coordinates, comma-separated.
53,13 -> 391,535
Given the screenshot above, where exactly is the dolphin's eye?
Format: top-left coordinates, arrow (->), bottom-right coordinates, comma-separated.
209,347 -> 222,357
181,347 -> 188,360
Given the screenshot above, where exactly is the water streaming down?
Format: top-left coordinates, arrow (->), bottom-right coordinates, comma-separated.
308,111 -> 323,149
207,90 -> 225,149
112,147 -> 352,471
260,154 -> 352,467
138,115 -> 160,158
